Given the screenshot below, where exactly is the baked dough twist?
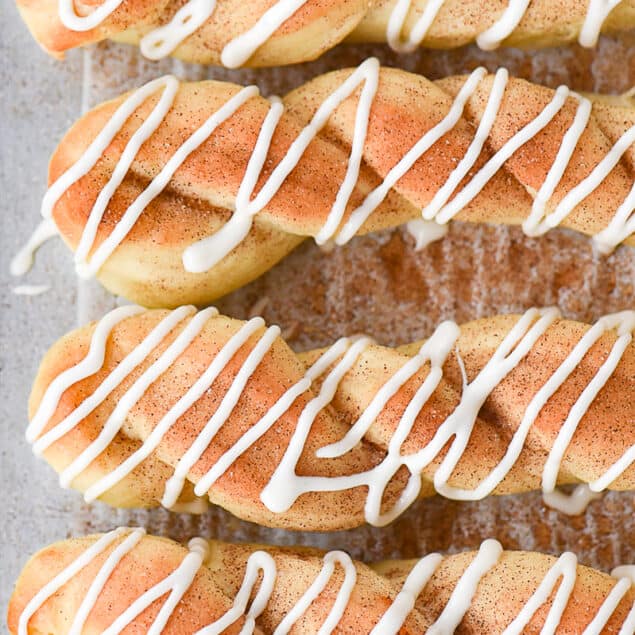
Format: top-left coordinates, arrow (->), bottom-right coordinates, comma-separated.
27,306 -> 634,530
39,65 -> 635,307
16,0 -> 635,66
8,529 -> 635,634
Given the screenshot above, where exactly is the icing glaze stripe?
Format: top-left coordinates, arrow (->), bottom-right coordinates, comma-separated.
197,551 -> 276,634
193,336 -> 352,496
369,553 -> 443,634
386,0 -> 446,53
58,307 -> 219,489
273,551 -> 357,635
162,321 -> 280,508
427,539 -> 502,634
29,305 -> 196,454
580,0 -> 625,47
476,0 -> 533,50
10,218 -> 58,277
101,536 -> 209,635
58,0 -> 124,30
83,316 -> 267,504
17,527 -> 132,635
139,0 -> 217,60
67,528 -> 145,635
26,304 -> 145,443
220,0 -> 310,68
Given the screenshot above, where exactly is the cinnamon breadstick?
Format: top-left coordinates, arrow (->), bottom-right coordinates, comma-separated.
8,529 -> 635,634
16,0 -> 635,65
34,65 -> 635,307
27,306 -> 634,530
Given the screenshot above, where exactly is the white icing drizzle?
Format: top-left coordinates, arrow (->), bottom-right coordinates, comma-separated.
369,552 -> 443,634
580,0 -> 625,47
220,0 -> 310,69
273,551 -> 357,635
41,60 -> 634,282
183,56 -> 381,272
192,335 -> 352,497
41,74 -> 259,278
28,305 -> 196,453
18,527 -> 131,635
386,0 -> 445,53
57,306 -> 219,490
506,552 -> 635,635
427,539 -> 502,634
68,528 -> 145,635
334,65 -> 487,244
12,284 -> 50,296
405,218 -> 449,250
58,0 -> 217,60
538,124 -> 635,254
540,311 -> 635,513
591,175 -> 635,255
18,530 -> 635,635
503,552 -> 578,634
26,304 -> 145,444
102,535 -> 210,635
57,0 -> 308,66
523,93 -> 593,238
27,306 -> 634,521
160,320 -> 280,507
139,0 -> 217,60
613,566 -> 635,583
41,74 -> 177,277
476,0 -> 532,50
385,0 -> 624,51
584,576 -> 635,635
542,484 -> 602,516
196,550 -> 277,635
619,605 -> 635,635
57,0 -> 125,30
10,218 -> 58,276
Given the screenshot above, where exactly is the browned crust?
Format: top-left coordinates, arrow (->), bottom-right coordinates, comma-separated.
15,0 -> 635,63
27,310 -> 634,531
46,68 -> 635,307
8,532 -> 635,634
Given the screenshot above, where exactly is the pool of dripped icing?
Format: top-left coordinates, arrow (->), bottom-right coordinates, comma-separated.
69,33 -> 634,568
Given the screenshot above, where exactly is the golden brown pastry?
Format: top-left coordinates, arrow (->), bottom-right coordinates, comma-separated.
16,0 -> 635,66
8,529 -> 635,634
27,305 -> 634,530
35,64 -> 635,307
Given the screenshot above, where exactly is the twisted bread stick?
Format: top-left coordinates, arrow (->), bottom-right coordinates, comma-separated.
8,529 -> 635,634
27,306 -> 634,530
16,0 -> 635,65
32,64 -> 635,307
